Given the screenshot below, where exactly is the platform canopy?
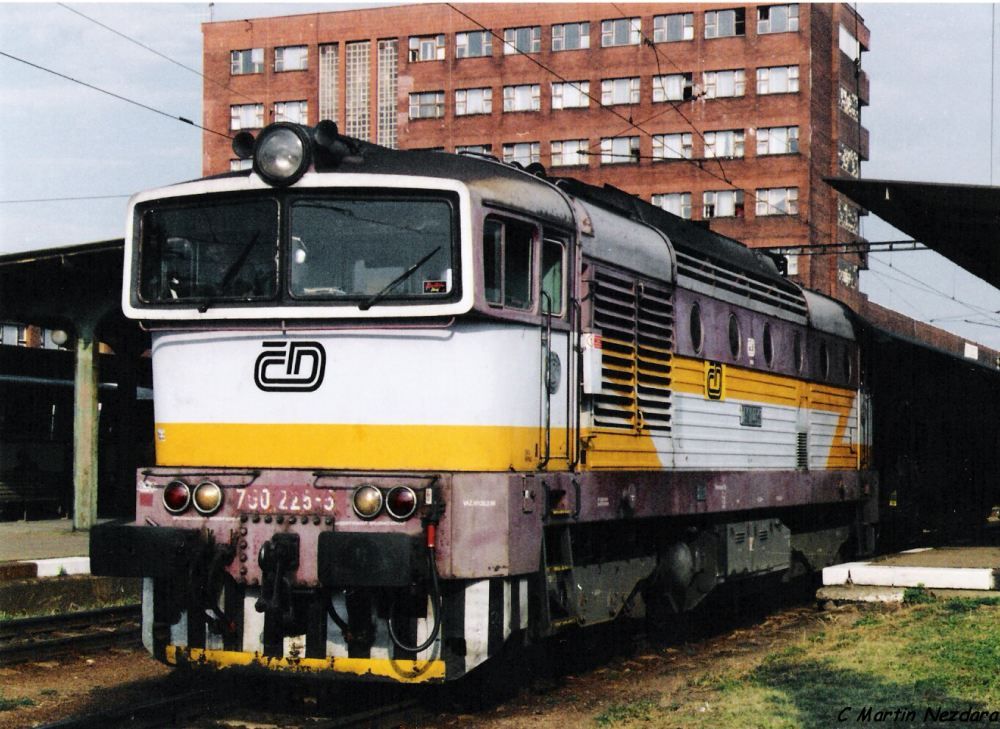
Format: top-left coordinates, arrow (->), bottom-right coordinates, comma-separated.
827,178 -> 1000,290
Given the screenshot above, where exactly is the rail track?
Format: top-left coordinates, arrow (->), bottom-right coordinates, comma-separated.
0,603 -> 141,665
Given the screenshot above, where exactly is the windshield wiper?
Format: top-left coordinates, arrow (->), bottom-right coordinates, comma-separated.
197,232 -> 262,313
358,246 -> 441,311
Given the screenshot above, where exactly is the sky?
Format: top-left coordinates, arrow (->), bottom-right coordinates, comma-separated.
2,2 -> 1000,347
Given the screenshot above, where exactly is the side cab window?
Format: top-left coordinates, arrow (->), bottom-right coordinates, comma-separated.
484,217 -> 536,310
541,238 -> 565,315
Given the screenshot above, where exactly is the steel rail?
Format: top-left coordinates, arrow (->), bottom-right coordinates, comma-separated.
0,604 -> 141,665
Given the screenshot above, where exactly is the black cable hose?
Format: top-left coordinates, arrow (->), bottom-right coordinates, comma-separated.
387,548 -> 442,654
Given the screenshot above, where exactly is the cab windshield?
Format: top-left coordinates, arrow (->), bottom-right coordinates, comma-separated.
135,193 -> 457,308
289,198 -> 453,301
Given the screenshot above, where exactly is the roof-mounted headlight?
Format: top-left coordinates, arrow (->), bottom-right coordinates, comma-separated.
251,123 -> 312,186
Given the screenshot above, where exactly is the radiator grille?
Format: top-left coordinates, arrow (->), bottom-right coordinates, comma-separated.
796,432 -> 809,471
592,267 -> 673,433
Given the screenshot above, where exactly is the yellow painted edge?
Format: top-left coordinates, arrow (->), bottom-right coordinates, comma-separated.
166,645 -> 446,683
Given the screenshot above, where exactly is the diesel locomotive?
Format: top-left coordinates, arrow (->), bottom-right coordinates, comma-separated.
91,120 -> 877,683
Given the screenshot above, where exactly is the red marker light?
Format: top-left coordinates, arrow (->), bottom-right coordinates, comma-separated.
386,487 -> 417,520
163,480 -> 191,514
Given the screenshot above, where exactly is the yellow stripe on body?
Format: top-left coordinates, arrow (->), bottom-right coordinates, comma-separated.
671,356 -> 859,470
156,422 -> 568,471
165,645 -> 445,682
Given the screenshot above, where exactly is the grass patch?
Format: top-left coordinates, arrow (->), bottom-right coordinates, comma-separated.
0,693 -> 35,712
594,695 -> 659,726
594,600 -> 1000,728
903,584 -> 934,604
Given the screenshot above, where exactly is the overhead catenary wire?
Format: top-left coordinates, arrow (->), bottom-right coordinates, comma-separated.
57,3 -> 260,106
0,49 -> 232,139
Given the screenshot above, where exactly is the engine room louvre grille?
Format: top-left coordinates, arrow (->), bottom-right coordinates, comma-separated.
591,266 -> 673,433
675,250 -> 807,319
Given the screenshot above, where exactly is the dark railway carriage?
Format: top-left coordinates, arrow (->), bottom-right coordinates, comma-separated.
92,122 -> 877,683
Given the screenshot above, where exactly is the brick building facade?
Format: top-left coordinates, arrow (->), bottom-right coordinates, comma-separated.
202,2 -> 871,307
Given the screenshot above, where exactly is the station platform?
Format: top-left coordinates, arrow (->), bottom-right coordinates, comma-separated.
819,546 -> 1000,603
0,518 -> 92,580
0,518 -> 140,616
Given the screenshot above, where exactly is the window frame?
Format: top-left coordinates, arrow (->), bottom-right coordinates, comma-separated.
702,189 -> 746,219
551,81 -> 591,109
601,76 -> 641,106
652,192 -> 693,219
704,8 -> 746,39
502,141 -> 541,166
653,13 -> 694,42
652,73 -> 694,102
702,69 -> 746,99
757,65 -> 800,94
230,48 -> 264,75
550,139 -> 590,168
408,90 -> 446,120
600,136 -> 640,165
273,100 -> 308,125
551,21 -> 590,51
704,129 -> 745,159
755,187 -> 800,216
601,17 -> 641,47
757,126 -> 800,155
455,87 -> 493,116
274,45 -> 308,72
502,84 -> 541,113
456,30 -> 492,58
652,133 -> 693,161
483,215 -> 538,312
408,34 -> 446,62
503,26 -> 542,54
230,103 -> 264,131
757,4 -> 800,34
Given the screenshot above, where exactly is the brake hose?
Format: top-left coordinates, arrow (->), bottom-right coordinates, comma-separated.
387,547 -> 442,654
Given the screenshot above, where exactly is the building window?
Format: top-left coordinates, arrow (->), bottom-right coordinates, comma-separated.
230,158 -> 253,171
652,192 -> 692,219
551,81 -> 590,109
758,5 -> 799,34
504,26 -> 541,54
755,187 -> 799,216
705,8 -> 746,38
230,48 -> 263,75
601,77 -> 640,106
503,84 -> 540,112
757,126 -> 799,155
16,326 -> 28,346
274,100 -> 308,124
703,189 -> 745,218
377,39 -> 398,148
409,34 -> 445,62
552,22 -> 590,51
456,30 -> 492,58
456,144 -> 492,154
757,65 -> 800,94
319,44 -> 339,124
230,103 -> 264,131
346,41 -> 371,140
652,74 -> 693,102
455,87 -> 493,116
704,129 -> 745,158
550,139 -> 590,167
600,136 -> 640,164
409,91 -> 445,119
839,24 -> 861,61
274,45 -> 308,72
652,133 -> 692,160
502,142 -> 541,166
703,69 -> 746,99
653,13 -> 694,42
601,18 -> 641,47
